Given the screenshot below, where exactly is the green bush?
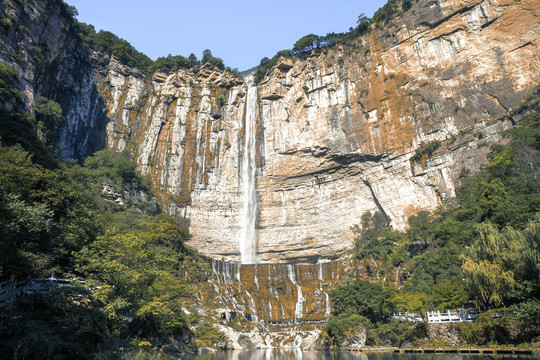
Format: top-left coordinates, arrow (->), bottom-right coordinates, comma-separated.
17,25 -> 30,35
0,110 -> 56,167
35,96 -> 64,144
367,319 -> 427,346
410,140 -> 441,163
193,321 -> 226,348
0,61 -> 25,103
372,0 -> 399,24
323,314 -> 367,346
84,150 -> 151,191
330,281 -> 394,323
0,16 -> 12,29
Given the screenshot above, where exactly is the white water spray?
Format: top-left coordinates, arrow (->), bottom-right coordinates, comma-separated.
240,76 -> 258,264
324,291 -> 331,318
287,264 -> 305,320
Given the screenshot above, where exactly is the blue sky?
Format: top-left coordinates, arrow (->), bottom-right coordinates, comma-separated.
66,0 -> 388,71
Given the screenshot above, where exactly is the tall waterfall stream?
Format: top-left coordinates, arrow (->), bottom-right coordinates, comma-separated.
239,76 -> 258,264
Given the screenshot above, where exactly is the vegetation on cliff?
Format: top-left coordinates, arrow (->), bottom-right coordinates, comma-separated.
1,0 -> 539,354
325,94 -> 540,347
60,4 -> 239,79
0,99 -> 216,357
253,0 -> 412,84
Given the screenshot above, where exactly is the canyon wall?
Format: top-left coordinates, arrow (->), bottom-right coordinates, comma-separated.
208,260 -> 345,348
1,0 -> 539,263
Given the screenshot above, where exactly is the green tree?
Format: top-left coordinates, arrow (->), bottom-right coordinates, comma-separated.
430,277 -> 468,309
292,34 -> 320,54
331,281 -> 394,323
201,49 -> 212,64
0,142 -> 103,278
35,96 -> 64,145
84,150 -> 150,190
392,291 -> 428,316
408,211 -> 435,246
188,53 -> 199,66
0,61 -> 24,105
461,216 -> 540,306
76,214 -> 206,339
356,13 -> 370,33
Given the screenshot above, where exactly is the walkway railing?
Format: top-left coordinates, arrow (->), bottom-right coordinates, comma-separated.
391,312 -> 424,322
391,309 -> 480,323
0,275 -> 79,307
426,309 -> 478,323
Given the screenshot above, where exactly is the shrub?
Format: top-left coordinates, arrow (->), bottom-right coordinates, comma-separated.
367,319 -> 428,346
0,16 -> 12,29
331,281 -> 394,323
193,322 -> 226,348
323,314 -> 368,346
17,25 -> 30,35
410,140 -> 441,163
84,150 -> 151,190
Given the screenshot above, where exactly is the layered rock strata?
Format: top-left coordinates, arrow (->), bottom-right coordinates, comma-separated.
1,0 -> 539,262
209,260 -> 344,348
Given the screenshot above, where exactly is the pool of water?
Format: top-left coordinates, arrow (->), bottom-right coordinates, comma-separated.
184,350 -> 536,360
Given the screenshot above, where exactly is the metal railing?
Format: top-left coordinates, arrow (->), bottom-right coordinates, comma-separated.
391,312 -> 424,322
391,309 -> 479,323
0,275 -> 78,306
426,309 -> 478,323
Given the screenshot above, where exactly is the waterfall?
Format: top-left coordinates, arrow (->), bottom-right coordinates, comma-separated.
325,291 -> 331,318
293,334 -> 303,348
236,263 -> 242,282
287,264 -> 305,320
245,290 -> 258,322
208,259 -> 344,347
240,76 -> 258,264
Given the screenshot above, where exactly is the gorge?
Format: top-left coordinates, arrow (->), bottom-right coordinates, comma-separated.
1,0 -> 539,263
0,0 -> 540,352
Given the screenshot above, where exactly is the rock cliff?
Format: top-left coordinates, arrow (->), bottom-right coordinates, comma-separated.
1,0 -> 539,263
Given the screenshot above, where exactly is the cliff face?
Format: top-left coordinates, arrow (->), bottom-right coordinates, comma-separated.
1,0 -> 539,263
207,260 -> 345,348
250,0 -> 540,261
0,0 -> 111,157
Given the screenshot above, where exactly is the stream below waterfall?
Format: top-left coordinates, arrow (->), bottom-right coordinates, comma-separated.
185,350 -> 535,360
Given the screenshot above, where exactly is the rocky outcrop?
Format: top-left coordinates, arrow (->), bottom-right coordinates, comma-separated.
1,0 -> 539,262
100,180 -> 159,214
339,328 -> 367,348
428,323 -> 464,346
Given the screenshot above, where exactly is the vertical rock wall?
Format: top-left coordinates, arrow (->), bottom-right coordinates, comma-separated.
210,260 -> 343,324
1,0 -> 539,263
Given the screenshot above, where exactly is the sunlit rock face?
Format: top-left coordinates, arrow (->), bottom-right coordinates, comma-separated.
1,0 -> 539,262
210,260 -> 343,323
208,260 -> 344,348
